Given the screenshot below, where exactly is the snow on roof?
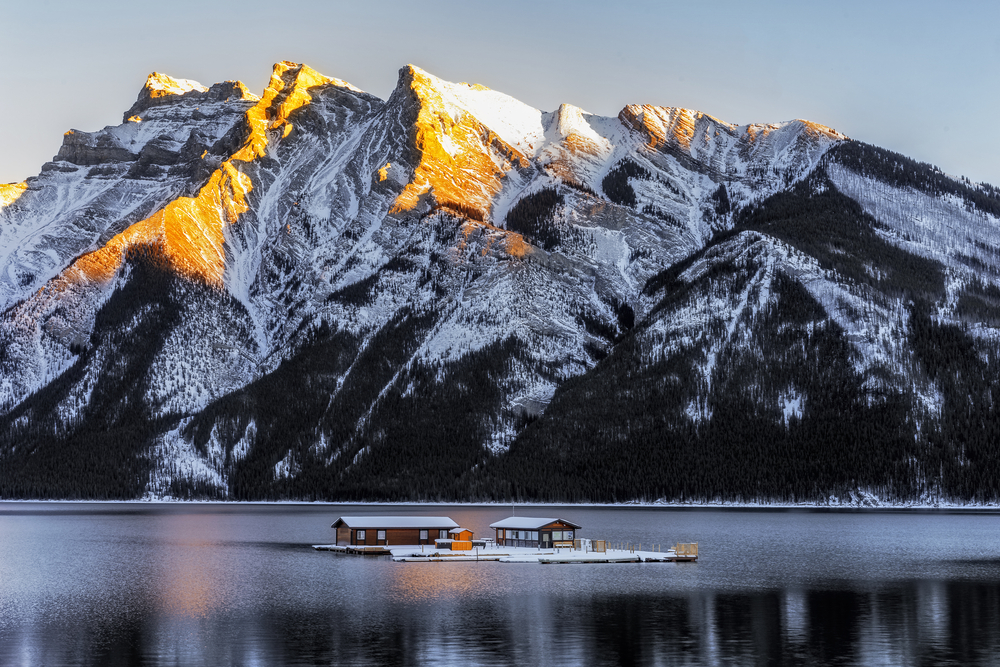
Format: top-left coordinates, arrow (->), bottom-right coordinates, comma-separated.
449,527 -> 472,534
489,517 -> 581,530
331,516 -> 459,529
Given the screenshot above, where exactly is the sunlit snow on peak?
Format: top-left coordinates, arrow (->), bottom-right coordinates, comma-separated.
144,72 -> 209,98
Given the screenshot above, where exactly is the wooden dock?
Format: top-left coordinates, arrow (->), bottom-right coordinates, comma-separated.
313,544 -> 393,555
670,543 -> 699,562
528,542 -> 698,564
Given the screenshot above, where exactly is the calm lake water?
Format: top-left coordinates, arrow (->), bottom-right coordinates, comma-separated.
2,503 -> 1000,666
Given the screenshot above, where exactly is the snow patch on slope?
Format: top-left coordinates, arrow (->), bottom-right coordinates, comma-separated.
147,420 -> 227,498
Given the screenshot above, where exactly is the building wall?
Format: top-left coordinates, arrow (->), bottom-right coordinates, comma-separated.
346,527 -> 451,546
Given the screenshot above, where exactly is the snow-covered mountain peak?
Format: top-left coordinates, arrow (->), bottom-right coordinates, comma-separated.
392,65 -> 544,153
549,103 -> 605,141
265,61 -> 366,99
385,64 -> 534,220
122,72 -> 258,123
69,63 -> 363,289
40,64 -> 351,294
619,104 -> 730,152
231,61 -> 349,162
9,61 -> 999,506
617,104 -> 845,157
145,72 -> 208,98
792,119 -> 847,141
542,103 -> 616,159
0,182 -> 27,209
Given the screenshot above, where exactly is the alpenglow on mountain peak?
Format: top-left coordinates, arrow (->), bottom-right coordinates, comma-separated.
3,60 -> 999,507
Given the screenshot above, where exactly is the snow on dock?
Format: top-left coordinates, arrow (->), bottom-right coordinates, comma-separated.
313,541 -> 699,564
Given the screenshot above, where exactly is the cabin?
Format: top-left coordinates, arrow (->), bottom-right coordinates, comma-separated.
331,516 -> 459,547
490,517 -> 582,548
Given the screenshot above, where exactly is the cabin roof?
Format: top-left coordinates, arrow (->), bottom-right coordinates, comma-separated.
331,516 -> 459,529
449,527 -> 472,534
489,517 -> 582,530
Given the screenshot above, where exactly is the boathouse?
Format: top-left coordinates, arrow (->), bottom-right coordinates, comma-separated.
490,517 -> 582,548
331,516 -> 459,547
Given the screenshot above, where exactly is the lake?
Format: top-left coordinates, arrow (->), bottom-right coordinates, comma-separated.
2,503 -> 1000,666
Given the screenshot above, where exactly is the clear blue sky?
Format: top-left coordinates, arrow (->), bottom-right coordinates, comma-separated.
2,0 -> 998,186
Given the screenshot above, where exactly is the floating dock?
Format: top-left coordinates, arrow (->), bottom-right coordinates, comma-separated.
315,542 -> 698,564
315,514 -> 697,564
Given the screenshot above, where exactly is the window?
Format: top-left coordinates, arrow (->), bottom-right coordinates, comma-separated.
377,530 -> 386,541
565,531 -> 574,540
420,530 -> 428,540
553,531 -> 562,540
356,530 -> 366,541
530,531 -> 538,540
439,529 -> 448,539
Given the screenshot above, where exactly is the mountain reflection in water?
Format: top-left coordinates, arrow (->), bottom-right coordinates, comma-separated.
2,505 -> 1000,666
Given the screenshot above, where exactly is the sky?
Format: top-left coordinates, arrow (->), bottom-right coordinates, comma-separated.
1,0 -> 998,185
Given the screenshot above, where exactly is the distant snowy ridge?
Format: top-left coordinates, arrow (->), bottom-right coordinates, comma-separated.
1,61 -> 999,505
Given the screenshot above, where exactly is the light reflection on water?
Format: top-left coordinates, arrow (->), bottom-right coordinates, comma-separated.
154,513 -> 230,618
2,504 -> 1000,665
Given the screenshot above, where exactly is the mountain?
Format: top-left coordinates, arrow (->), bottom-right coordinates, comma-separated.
1,61 -> 999,504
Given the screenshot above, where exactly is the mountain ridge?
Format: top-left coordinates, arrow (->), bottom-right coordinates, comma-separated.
1,61 -> 999,503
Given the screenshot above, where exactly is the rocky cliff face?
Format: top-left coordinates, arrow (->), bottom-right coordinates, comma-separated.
2,62 -> 999,503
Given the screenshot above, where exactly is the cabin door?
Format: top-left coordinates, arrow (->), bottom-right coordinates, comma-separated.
540,532 -> 551,548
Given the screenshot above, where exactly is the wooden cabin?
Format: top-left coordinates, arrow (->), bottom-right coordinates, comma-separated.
490,517 -> 582,548
331,516 -> 459,547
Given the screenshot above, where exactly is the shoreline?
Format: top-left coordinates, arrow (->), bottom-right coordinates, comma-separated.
2,498 -> 1000,512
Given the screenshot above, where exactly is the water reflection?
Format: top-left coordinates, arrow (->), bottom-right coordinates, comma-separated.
115,581 -> 1000,666
5,506 -> 1000,665
386,557 -> 486,602
11,579 -> 995,666
154,513 -> 229,618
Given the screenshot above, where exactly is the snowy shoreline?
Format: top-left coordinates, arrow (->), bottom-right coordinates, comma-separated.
2,498 -> 1000,511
